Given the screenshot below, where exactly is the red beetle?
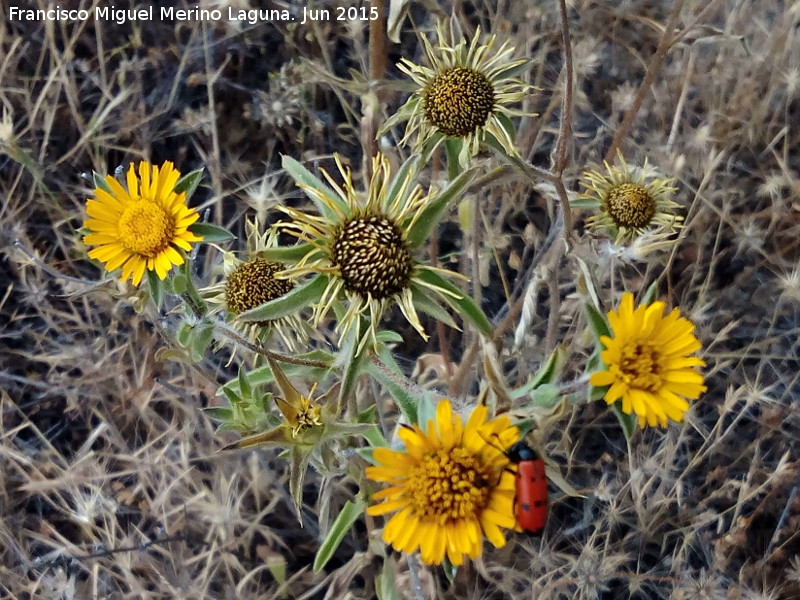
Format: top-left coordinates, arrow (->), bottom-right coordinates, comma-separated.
506,441 -> 548,533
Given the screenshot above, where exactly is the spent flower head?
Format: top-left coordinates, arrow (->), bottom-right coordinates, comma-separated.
83,161 -> 202,285
578,154 -> 682,244
590,292 -> 707,428
381,21 -> 534,163
268,153 -> 477,353
366,400 -> 520,565
202,217 -> 307,350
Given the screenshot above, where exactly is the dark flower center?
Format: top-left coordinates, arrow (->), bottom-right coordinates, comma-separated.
423,67 -> 495,138
331,215 -> 413,300
225,258 -> 294,315
605,183 -> 657,229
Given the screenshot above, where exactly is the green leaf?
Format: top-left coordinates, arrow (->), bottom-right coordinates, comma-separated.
282,155 -> 348,220
190,322 -> 215,361
313,499 -> 366,572
584,300 -> 611,340
174,168 -> 204,198
376,558 -> 401,600
203,406 -> 233,422
289,444 -> 314,522
444,138 -> 463,181
188,222 -> 235,243
239,274 -> 327,322
415,393 -> 437,430
414,269 -> 493,338
176,322 -> 192,347
530,383 -> 562,408
375,330 -> 404,344
260,243 -> 316,262
612,401 -> 638,440
365,354 -> 418,425
405,166 -> 477,248
146,269 -> 163,309
410,286 -> 459,330
92,171 -> 113,194
528,345 -> 566,389
337,317 -> 368,411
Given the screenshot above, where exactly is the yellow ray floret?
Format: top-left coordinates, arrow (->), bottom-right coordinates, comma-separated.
83,161 -> 202,285
367,400 -> 519,565
590,292 -> 707,427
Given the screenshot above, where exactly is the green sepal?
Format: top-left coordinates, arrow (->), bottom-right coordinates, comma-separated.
584,299 -> 611,341
146,269 -> 164,309
282,155 -> 348,220
188,222 -> 235,243
405,166 -> 477,248
441,556 -> 459,582
174,168 -> 204,199
313,499 -> 366,572
92,171 -> 114,194
415,268 -> 493,338
415,393 -> 437,430
239,274 -> 327,322
641,281 -> 659,305
612,401 -> 638,440
171,273 -> 188,295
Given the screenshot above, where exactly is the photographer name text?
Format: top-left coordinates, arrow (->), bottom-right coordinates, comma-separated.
8,5 -> 379,25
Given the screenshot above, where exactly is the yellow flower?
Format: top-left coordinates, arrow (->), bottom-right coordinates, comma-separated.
275,153 -> 468,353
366,400 -> 520,566
578,155 -> 681,244
381,21 -> 534,161
590,292 -> 707,428
83,161 -> 202,285
202,218 -> 307,350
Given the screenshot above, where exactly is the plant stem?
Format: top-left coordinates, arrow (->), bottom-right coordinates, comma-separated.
604,0 -> 685,163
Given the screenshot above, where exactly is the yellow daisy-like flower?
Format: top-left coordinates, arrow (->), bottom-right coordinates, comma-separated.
202,218 -> 307,350
578,155 -> 682,244
275,153 -> 468,353
590,292 -> 707,428
381,21 -> 534,161
366,400 -> 520,566
83,161 -> 202,285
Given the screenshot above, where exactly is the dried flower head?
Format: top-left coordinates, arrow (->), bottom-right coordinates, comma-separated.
203,218 -> 307,349
590,292 -> 707,427
367,400 -> 520,565
578,155 -> 682,243
83,161 -> 202,285
381,21 -> 534,162
272,153 -> 468,353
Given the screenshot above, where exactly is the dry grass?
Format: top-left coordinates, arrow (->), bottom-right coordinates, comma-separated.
1,0 -> 799,598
